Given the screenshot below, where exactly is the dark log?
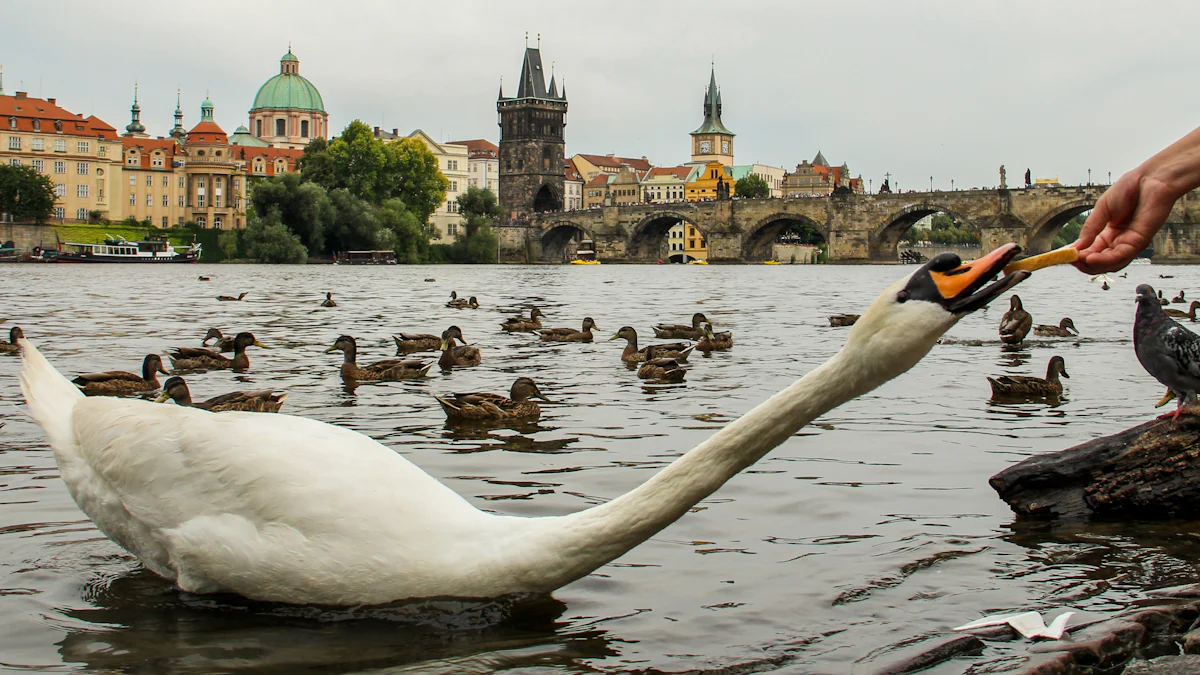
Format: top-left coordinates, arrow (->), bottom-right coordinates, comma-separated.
990,414 -> 1200,521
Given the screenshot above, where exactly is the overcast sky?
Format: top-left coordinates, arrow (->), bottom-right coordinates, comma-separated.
6,1 -> 1199,190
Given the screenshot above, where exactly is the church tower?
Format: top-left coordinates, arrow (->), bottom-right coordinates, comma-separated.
690,68 -> 735,166
123,83 -> 148,138
497,39 -> 567,218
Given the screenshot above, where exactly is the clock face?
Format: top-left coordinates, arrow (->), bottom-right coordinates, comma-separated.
721,141 -> 729,154
699,140 -> 711,154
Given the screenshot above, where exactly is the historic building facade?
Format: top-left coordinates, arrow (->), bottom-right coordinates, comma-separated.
448,138 -> 500,196
497,45 -> 567,218
374,127 -> 469,239
563,159 -> 583,210
782,151 -> 864,197
686,161 -> 733,201
690,69 -> 734,166
0,90 -> 123,223
248,49 -> 328,150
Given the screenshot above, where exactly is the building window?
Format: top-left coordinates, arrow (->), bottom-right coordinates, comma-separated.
448,223 -> 458,236
76,208 -> 87,220
8,158 -> 19,167
126,155 -> 138,166
54,183 -> 65,197
129,193 -> 135,205
76,162 -> 89,175
197,216 -> 206,228
152,155 -> 163,168
301,120 -> 309,138
214,217 -> 222,229
146,175 -> 153,186
31,137 -> 43,151
233,178 -> 240,190
162,195 -> 168,207
77,141 -> 89,153
7,117 -> 14,130
178,196 -> 184,207
275,118 -> 286,136
129,175 -> 136,186
450,180 -> 457,192
53,207 -> 65,219
32,159 -> 43,172
162,176 -> 169,187
7,136 -> 19,150
146,194 -> 153,207
215,195 -> 222,208
76,184 -> 89,198
255,119 -> 262,137
197,178 -> 205,188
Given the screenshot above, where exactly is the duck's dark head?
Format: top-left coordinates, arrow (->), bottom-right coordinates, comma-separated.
235,332 -> 267,351
582,317 -> 597,331
692,312 -> 709,327
203,327 -> 223,344
142,354 -> 169,378
154,376 -> 192,404
1047,355 -> 1069,379
609,326 -> 637,342
9,326 -> 24,343
325,335 -> 356,354
511,377 -> 551,402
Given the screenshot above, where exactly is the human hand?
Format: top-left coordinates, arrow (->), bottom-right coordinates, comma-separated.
1072,170 -> 1178,274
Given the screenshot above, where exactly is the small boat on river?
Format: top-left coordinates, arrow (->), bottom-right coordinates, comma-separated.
54,236 -> 200,263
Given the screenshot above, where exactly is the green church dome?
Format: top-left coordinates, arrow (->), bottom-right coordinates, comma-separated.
250,49 -> 325,113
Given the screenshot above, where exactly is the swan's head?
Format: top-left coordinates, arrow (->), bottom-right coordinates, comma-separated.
846,244 -> 1028,374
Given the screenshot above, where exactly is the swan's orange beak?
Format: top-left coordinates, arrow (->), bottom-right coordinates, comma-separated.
916,244 -> 1028,314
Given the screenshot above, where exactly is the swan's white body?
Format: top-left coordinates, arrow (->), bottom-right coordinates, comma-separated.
20,255 -> 1014,605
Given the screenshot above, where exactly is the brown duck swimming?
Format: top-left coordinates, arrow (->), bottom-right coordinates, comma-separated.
829,314 -> 859,327
202,327 -> 235,352
988,355 -> 1069,399
696,322 -> 733,352
536,317 -> 598,342
438,331 -> 482,369
155,376 -> 288,412
1159,290 -> 1170,306
637,346 -> 687,382
500,307 -> 544,332
216,292 -> 248,301
999,295 -> 1033,345
1166,300 -> 1200,321
321,292 -> 337,307
609,326 -> 695,363
1173,290 -> 1187,304
73,354 -> 169,395
394,325 -> 464,353
168,332 -> 266,371
652,312 -> 710,340
446,291 -> 479,309
0,326 -> 24,354
1032,317 -> 1078,337
434,377 -> 550,423
326,335 -> 433,381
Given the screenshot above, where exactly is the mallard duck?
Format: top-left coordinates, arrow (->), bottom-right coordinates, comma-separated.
202,327 -> 235,352
446,291 -> 479,309
829,314 -> 859,327
609,326 -> 695,363
1166,300 -> 1200,321
536,317 -> 598,342
1174,291 -> 1187,304
216,292 -> 248,302
999,295 -> 1033,345
637,347 -> 687,382
696,322 -> 733,352
500,307 -> 544,332
155,376 -> 287,413
1159,290 -> 1170,306
438,332 -> 482,369
394,325 -> 464,353
198,275 -> 211,281
325,335 -> 433,381
73,354 -> 168,396
987,355 -> 1069,399
0,326 -> 24,354
321,292 -> 337,307
168,332 -> 266,372
16,245 -> 1027,605
434,377 -> 550,422
1033,317 -> 1078,337
652,313 -> 710,340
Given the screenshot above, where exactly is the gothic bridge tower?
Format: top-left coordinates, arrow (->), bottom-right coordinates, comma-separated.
498,41 -> 567,218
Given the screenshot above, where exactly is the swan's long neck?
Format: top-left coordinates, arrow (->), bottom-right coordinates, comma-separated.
511,337 -> 905,591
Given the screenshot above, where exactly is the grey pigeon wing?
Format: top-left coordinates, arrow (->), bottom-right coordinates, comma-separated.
1161,324 -> 1200,381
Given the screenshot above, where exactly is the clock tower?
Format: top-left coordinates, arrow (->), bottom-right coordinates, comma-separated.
690,67 -> 734,166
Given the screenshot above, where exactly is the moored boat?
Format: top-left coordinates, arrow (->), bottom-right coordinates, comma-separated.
54,236 -> 200,263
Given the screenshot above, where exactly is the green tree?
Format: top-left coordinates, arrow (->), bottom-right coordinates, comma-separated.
242,207 -> 308,263
218,228 -> 241,258
377,198 -> 430,263
386,136 -> 450,222
735,174 -> 770,199
250,172 -> 335,254
327,188 -> 383,253
455,185 -> 502,236
0,164 -> 56,222
1053,213 -> 1087,249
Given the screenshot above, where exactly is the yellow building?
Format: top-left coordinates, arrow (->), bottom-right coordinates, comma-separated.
686,161 -> 732,201
609,166 -> 643,206
583,174 -> 609,208
1,91 -> 124,223
666,220 -> 707,262
569,153 -> 652,182
689,68 -> 734,166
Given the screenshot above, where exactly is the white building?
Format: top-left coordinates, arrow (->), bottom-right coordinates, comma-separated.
375,127 -> 469,240
564,159 -> 584,211
448,138 -> 499,197
729,163 -> 786,198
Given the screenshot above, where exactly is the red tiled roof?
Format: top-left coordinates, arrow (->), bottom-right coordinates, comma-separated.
647,166 -> 692,180
121,137 -> 184,170
187,120 -> 227,143
576,153 -> 652,171
585,174 -> 609,187
237,146 -> 304,176
447,138 -> 498,159
0,93 -> 117,138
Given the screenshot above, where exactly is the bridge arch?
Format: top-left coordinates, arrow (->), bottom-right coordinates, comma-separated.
1025,198 -> 1095,255
873,202 -> 976,260
743,212 -> 828,261
540,222 -> 593,262
629,212 -> 704,262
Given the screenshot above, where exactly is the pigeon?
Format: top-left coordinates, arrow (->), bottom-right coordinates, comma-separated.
1134,284 -> 1200,420
953,610 -> 1075,640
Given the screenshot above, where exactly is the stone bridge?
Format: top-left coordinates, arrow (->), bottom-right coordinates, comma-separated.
498,185 -> 1124,263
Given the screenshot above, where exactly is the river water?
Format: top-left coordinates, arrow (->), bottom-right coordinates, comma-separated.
1,261 -> 1198,674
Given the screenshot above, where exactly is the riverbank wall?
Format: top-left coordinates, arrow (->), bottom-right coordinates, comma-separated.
0,223 -> 226,261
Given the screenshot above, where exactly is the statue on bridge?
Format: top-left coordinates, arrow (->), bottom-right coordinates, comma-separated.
716,174 -> 730,201
999,164 -> 1007,189
879,178 -> 891,194
1025,168 -> 1031,187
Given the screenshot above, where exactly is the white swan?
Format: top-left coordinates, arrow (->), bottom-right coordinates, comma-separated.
20,245 -> 1028,606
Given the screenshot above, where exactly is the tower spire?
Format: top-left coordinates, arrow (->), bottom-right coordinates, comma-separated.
124,81 -> 147,136
0,64 -> 5,96
171,87 -> 185,140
